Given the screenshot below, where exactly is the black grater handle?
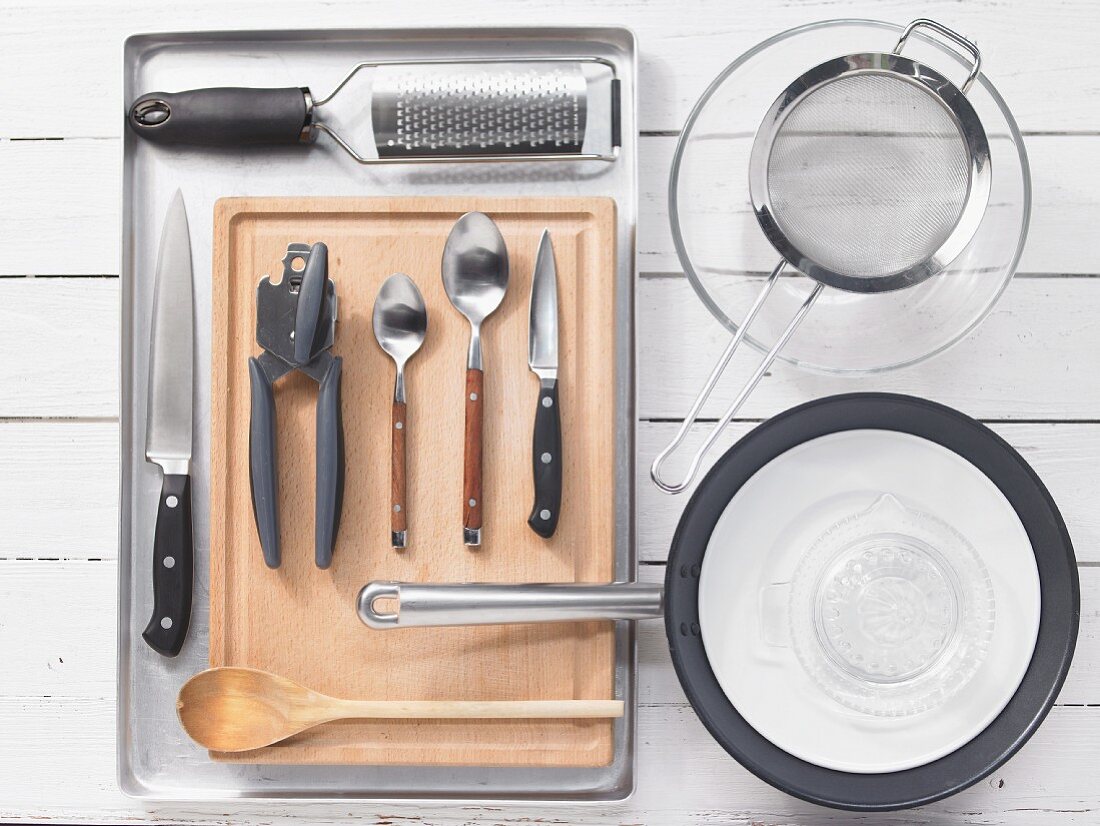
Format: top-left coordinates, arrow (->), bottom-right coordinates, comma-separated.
128,87 -> 312,147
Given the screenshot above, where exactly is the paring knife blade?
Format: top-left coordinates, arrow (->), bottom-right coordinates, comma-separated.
527,230 -> 562,538
142,190 -> 195,657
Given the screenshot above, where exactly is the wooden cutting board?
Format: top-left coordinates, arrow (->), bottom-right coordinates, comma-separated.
208,196 -> 618,766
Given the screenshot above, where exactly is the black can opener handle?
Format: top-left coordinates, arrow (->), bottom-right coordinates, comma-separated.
128,87 -> 312,146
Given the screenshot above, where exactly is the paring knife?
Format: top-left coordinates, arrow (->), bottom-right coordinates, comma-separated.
143,191 -> 195,657
527,230 -> 562,538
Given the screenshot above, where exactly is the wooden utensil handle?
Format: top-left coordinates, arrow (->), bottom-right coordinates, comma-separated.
333,698 -> 624,720
463,368 -> 484,544
391,400 -> 407,547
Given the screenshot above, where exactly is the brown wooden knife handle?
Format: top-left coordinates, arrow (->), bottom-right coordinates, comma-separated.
391,400 -> 408,548
463,368 -> 484,546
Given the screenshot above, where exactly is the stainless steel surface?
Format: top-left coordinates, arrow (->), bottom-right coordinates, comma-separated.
145,191 -> 194,478
119,26 -> 637,801
373,273 -> 427,406
747,51 -> 990,294
528,229 -> 559,380
442,211 -> 509,372
652,17 -> 991,495
358,582 -> 664,629
373,62 -> 586,159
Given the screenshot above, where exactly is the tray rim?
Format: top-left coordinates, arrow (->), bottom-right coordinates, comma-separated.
116,24 -> 639,803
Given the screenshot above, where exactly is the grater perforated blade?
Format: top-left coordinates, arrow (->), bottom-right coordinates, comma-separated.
372,64 -> 588,159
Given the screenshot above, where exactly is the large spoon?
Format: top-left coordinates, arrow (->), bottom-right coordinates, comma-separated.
373,273 -> 428,549
442,212 -> 509,547
177,667 -> 623,752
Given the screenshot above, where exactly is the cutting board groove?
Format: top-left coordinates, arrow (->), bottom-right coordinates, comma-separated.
209,196 -> 617,766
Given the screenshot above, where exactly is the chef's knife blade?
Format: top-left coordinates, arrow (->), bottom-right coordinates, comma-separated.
142,190 -> 195,657
527,230 -> 562,538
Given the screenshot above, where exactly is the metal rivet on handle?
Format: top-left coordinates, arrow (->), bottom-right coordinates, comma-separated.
166,495 -> 179,508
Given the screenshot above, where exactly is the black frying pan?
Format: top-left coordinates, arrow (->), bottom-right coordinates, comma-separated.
359,393 -> 1079,811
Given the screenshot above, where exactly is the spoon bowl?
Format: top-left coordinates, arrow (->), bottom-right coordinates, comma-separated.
373,273 -> 427,373
442,212 -> 509,339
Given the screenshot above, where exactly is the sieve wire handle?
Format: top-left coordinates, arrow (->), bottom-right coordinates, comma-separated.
894,19 -> 982,94
650,263 -> 824,494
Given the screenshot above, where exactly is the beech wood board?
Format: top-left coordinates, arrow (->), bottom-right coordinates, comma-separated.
209,196 -> 618,766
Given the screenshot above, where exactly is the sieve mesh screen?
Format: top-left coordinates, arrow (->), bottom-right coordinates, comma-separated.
766,72 -> 971,279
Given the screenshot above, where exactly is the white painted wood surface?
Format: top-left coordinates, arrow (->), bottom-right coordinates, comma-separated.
1,1 -> 1098,823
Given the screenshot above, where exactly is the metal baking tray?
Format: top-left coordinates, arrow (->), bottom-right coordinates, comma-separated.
117,27 -> 637,801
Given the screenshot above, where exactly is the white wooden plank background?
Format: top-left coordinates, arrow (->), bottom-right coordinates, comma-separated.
1,0 -> 1098,823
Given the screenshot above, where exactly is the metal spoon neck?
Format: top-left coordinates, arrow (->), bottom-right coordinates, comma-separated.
467,324 -> 484,371
394,364 -> 407,404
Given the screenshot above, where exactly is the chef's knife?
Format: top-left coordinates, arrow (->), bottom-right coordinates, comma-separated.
527,230 -> 562,538
143,191 -> 195,657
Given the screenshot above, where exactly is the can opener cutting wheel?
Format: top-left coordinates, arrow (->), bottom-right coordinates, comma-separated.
248,242 -> 344,569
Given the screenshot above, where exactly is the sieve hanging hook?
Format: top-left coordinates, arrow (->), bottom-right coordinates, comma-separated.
893,19 -> 982,94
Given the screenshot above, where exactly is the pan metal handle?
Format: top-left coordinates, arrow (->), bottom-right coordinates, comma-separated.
649,261 -> 823,494
893,19 -> 982,94
358,581 -> 664,629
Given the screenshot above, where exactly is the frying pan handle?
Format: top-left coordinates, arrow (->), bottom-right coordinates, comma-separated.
650,262 -> 823,494
357,581 -> 664,629
893,19 -> 982,94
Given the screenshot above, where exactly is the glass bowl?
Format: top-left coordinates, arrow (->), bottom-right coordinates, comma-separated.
788,495 -> 996,717
669,19 -> 1031,374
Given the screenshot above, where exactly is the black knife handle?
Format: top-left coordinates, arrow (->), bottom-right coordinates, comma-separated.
527,378 -> 562,539
127,87 -> 311,146
142,473 -> 194,657
249,357 -> 281,569
315,356 -> 344,569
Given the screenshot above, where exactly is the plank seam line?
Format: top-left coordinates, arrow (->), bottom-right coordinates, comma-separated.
0,416 -> 118,424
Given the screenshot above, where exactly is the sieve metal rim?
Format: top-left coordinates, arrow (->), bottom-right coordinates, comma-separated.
748,53 -> 992,294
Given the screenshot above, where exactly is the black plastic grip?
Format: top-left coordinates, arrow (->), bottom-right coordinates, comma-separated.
127,87 -> 310,146
248,357 -> 281,568
527,378 -> 562,539
142,473 -> 193,657
315,356 -> 345,569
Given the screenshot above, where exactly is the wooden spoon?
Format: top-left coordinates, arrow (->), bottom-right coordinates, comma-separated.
177,667 -> 624,752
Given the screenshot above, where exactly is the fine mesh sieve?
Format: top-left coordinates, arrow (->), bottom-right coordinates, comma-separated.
652,19 -> 992,493
761,74 -> 972,282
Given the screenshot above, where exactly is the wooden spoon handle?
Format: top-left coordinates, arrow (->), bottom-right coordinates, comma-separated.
463,367 -> 484,545
391,400 -> 407,548
329,698 -> 624,721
